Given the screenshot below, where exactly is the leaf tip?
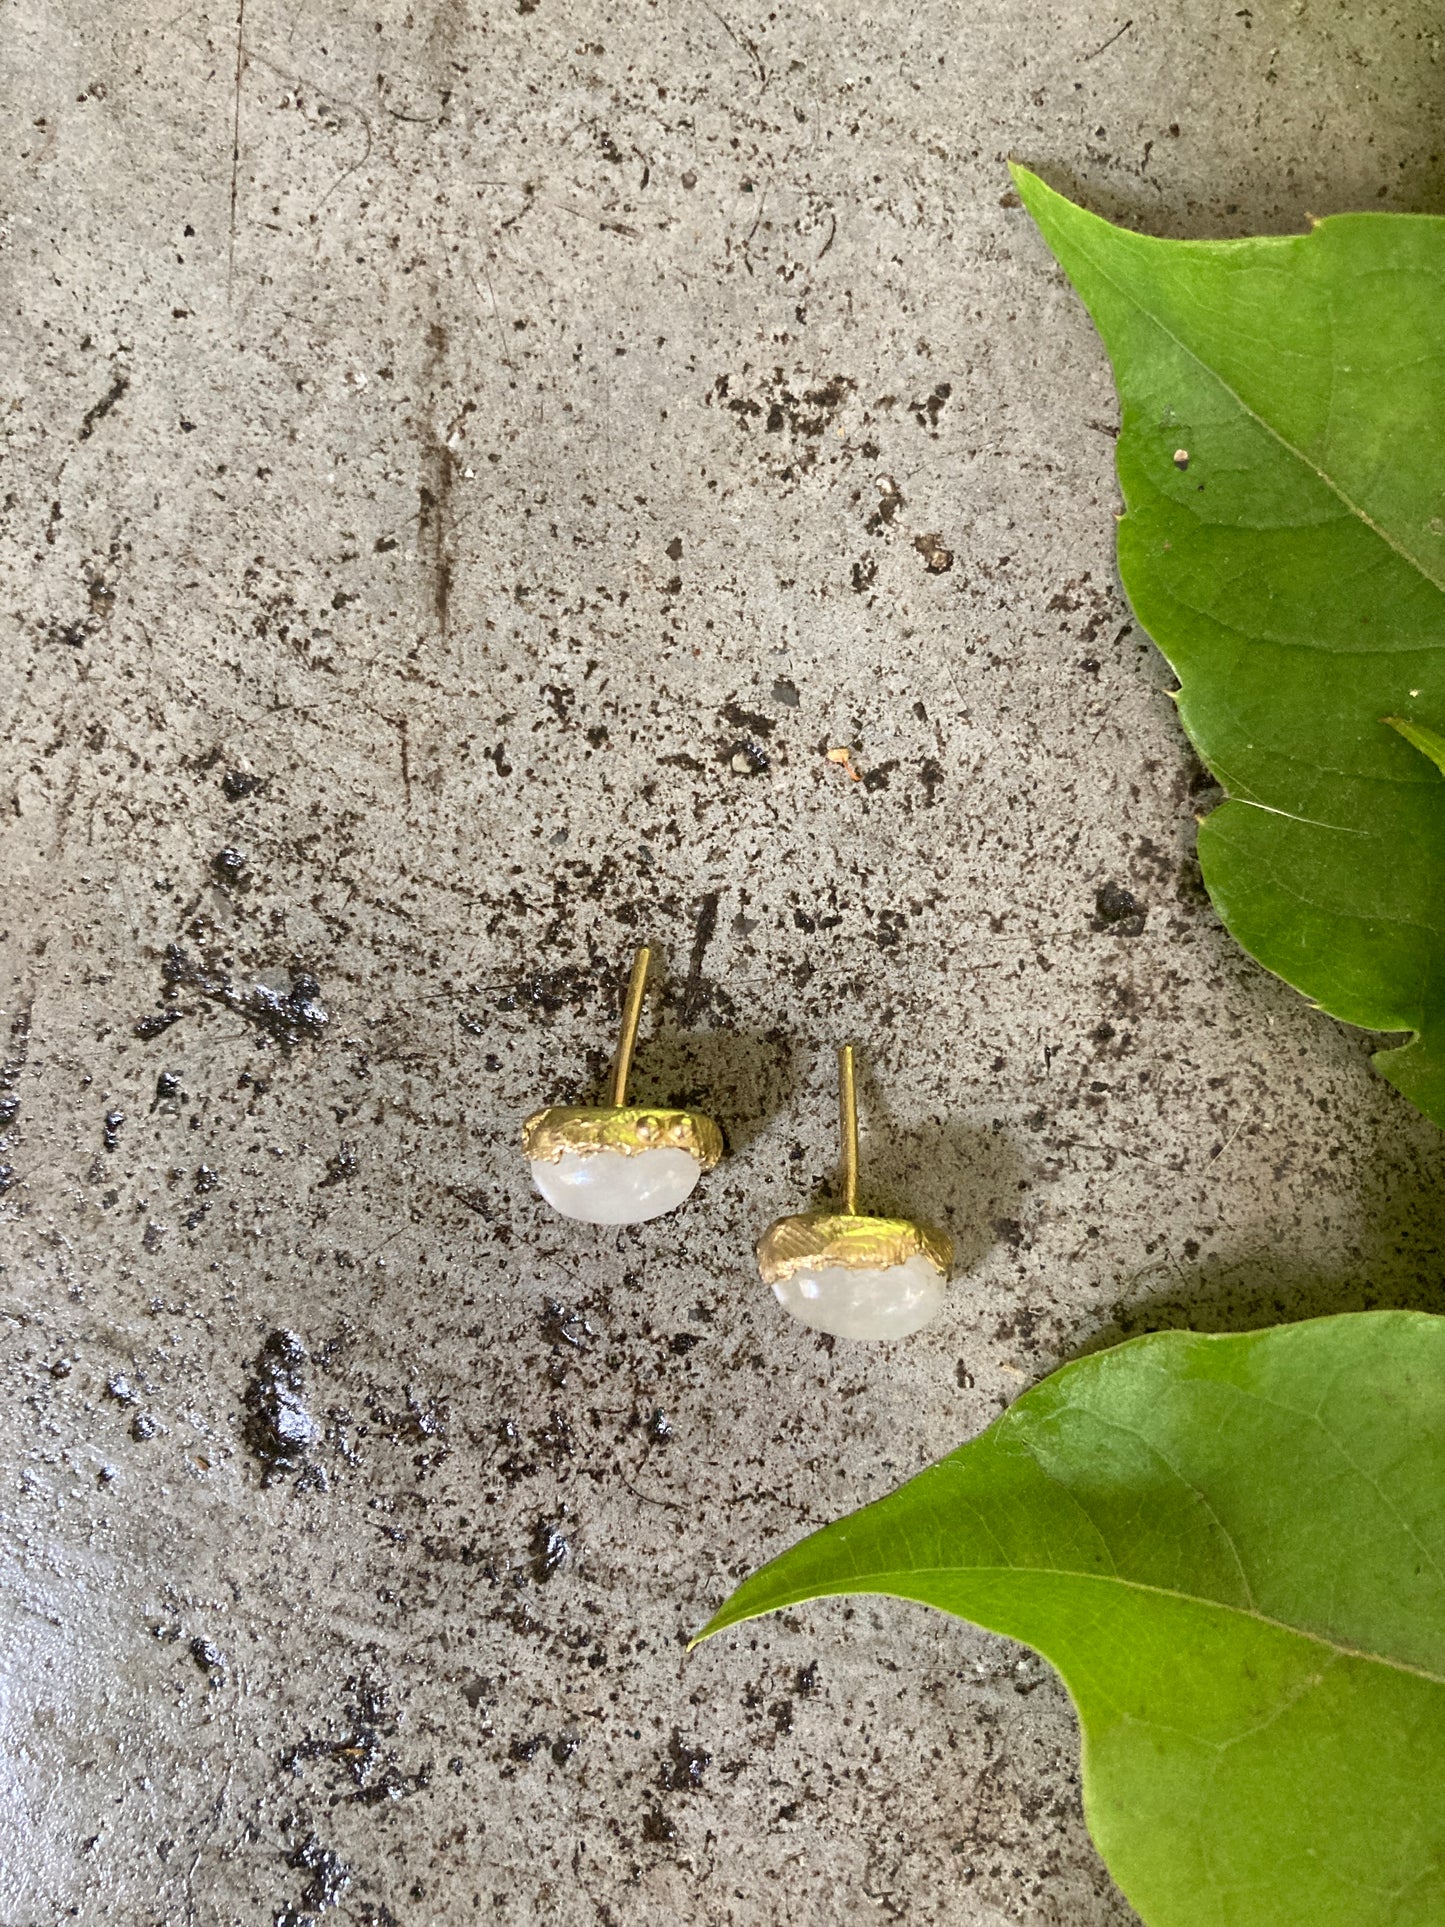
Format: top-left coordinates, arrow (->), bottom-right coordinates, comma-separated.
1007,161 -> 1055,224
1383,714 -> 1445,778
686,1608 -> 731,1653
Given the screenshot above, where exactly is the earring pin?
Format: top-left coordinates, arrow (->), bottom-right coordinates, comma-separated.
758,1044 -> 952,1340
522,946 -> 723,1225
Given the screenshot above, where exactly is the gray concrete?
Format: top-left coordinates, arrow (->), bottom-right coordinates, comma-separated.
3,2 -> 1443,1922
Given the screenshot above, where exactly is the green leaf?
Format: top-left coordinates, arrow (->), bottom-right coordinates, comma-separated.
695,1313 -> 1445,1927
1386,714 -> 1445,779
1011,167 -> 1445,1129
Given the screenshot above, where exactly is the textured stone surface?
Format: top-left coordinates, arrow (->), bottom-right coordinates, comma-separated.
4,2 -> 1445,1922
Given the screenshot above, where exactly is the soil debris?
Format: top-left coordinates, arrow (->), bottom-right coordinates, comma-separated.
317,1142 -> 358,1188
1092,881 -> 1147,937
283,1836 -> 351,1915
530,1518 -> 570,1583
189,1637 -> 227,1686
913,531 -> 954,573
541,1301 -> 594,1350
160,944 -> 328,1050
660,1730 -> 711,1791
242,1330 -> 321,1486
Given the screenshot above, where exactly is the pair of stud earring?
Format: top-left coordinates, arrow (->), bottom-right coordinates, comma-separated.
520,948 -> 954,1341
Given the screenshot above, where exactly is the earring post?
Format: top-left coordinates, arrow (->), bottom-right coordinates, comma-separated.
838,1043 -> 860,1216
609,946 -> 652,1107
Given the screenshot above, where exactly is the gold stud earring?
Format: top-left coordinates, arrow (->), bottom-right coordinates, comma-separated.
758,1044 -> 952,1339
522,945 -> 723,1225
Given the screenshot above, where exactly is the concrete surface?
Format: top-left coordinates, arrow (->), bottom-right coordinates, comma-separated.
4,2 -> 1445,1922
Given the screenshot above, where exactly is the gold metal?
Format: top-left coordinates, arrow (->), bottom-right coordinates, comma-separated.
521,946 -> 722,1173
757,1046 -> 953,1283
609,945 -> 652,1108
838,1043 -> 859,1216
757,1209 -> 952,1285
522,1104 -> 723,1170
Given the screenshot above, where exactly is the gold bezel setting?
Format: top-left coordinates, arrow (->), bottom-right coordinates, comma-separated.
522,1104 -> 723,1172
756,1208 -> 952,1286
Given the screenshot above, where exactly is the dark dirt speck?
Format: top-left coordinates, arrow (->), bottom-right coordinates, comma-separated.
642,1806 -> 678,1845
134,1008 -> 186,1041
211,846 -> 249,887
1092,881 -> 1147,937
866,476 -> 904,535
78,370 -> 129,441
541,1300 -> 594,1350
660,1730 -> 711,1792
162,945 -> 328,1050
317,1142 -> 358,1188
494,963 -> 599,1016
189,1636 -> 226,1685
284,1835 -> 351,1915
719,701 -> 775,740
912,531 -> 954,573
530,1519 -> 570,1583
242,1330 -> 321,1486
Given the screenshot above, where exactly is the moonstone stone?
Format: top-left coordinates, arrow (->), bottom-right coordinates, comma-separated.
529,1147 -> 702,1225
771,1253 -> 945,1340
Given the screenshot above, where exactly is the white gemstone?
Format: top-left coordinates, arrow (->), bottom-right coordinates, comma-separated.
772,1253 -> 946,1340
530,1147 -> 702,1225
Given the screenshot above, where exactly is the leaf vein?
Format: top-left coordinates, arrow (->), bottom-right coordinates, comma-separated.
856,1566 -> 1445,1686
1072,232 -> 1445,598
